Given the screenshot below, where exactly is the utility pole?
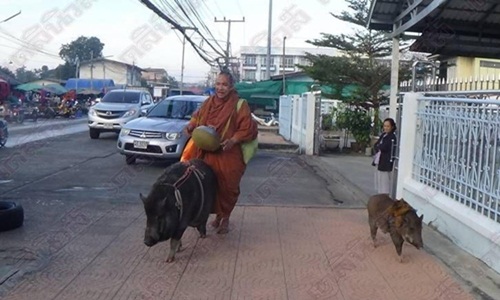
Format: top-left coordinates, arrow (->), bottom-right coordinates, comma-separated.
214,17 -> 245,69
266,0 -> 273,80
90,51 -> 94,90
75,56 -> 79,91
174,26 -> 197,95
132,60 -> 135,87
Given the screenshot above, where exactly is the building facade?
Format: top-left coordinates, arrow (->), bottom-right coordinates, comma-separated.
239,46 -> 337,82
79,58 -> 142,87
142,68 -> 168,82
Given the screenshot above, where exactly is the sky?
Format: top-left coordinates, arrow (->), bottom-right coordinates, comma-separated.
0,0 -> 353,83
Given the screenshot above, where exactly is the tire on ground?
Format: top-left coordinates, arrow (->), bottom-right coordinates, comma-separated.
0,201 -> 24,232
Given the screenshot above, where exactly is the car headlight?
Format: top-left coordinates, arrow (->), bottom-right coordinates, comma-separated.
89,108 -> 96,116
120,128 -> 131,136
165,132 -> 181,140
122,109 -> 137,118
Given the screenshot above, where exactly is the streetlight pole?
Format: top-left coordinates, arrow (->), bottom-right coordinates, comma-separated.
174,26 -> 197,95
265,0 -> 272,80
0,11 -> 21,23
282,36 -> 286,95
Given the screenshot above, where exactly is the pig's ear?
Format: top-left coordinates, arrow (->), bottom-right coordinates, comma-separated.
140,193 -> 147,203
419,214 -> 424,221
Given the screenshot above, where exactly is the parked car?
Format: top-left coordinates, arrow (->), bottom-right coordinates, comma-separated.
117,95 -> 207,164
87,89 -> 154,139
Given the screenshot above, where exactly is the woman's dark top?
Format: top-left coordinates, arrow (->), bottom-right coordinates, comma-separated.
373,131 -> 397,172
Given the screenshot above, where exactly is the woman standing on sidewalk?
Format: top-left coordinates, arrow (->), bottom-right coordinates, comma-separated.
372,118 -> 397,195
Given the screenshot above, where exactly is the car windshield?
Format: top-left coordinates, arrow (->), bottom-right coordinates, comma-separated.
101,91 -> 140,104
147,99 -> 201,119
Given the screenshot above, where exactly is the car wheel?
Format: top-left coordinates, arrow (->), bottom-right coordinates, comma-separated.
0,201 -> 24,232
89,128 -> 100,139
125,155 -> 136,165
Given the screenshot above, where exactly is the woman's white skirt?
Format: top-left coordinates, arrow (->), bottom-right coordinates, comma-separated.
375,170 -> 392,194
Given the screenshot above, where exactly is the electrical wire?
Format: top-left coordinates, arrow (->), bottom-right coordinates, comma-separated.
181,0 -> 226,55
0,28 -> 62,59
137,0 -> 217,66
150,0 -> 228,62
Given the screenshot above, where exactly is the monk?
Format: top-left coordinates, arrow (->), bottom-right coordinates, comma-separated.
182,70 -> 258,234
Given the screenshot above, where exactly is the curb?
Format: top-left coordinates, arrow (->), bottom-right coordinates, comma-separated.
7,118 -> 88,134
258,142 -> 297,151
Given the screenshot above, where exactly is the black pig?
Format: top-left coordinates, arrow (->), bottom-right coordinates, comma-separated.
367,194 -> 424,262
141,158 -> 217,262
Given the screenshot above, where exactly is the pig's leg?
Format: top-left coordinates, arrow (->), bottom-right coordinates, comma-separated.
166,225 -> 188,263
368,216 -> 378,247
196,223 -> 207,238
389,231 -> 404,263
166,239 -> 181,263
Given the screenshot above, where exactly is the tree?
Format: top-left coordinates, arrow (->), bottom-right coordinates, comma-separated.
15,66 -> 38,83
0,66 -> 16,81
164,76 -> 179,88
299,0 -> 410,136
33,65 -> 50,79
59,36 -> 104,65
53,63 -> 77,81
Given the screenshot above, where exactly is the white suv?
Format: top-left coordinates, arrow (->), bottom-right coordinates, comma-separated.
87,89 -> 154,139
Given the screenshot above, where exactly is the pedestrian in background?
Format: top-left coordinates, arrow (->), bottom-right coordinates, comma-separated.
372,118 -> 397,195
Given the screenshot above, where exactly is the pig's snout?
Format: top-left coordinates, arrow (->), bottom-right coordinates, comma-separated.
144,236 -> 157,247
405,235 -> 423,249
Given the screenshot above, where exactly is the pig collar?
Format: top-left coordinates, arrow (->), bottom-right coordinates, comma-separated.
166,164 -> 206,220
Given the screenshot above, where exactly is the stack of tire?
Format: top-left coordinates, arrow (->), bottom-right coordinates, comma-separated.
0,201 -> 24,232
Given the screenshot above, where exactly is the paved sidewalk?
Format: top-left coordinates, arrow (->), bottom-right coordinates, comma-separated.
1,206 -> 474,300
302,152 -> 500,300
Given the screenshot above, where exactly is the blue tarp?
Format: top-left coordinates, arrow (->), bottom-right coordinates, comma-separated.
64,78 -> 115,90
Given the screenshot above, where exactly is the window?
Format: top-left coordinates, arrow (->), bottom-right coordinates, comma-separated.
244,55 -> 257,66
283,56 -> 294,68
148,99 -> 201,119
101,91 -> 140,104
260,56 -> 275,66
299,57 -> 311,66
243,71 -> 256,80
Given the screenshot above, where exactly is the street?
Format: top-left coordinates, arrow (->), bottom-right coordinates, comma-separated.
0,120 -> 475,300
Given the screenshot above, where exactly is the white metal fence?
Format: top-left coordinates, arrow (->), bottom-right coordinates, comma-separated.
413,96 -> 500,223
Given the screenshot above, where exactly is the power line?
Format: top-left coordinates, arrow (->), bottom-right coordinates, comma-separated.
137,0 -> 216,66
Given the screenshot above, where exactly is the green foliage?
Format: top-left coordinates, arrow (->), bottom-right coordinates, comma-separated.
53,63 -> 77,81
335,105 -> 372,149
321,113 -> 334,130
0,66 -> 16,80
59,36 -> 104,65
15,66 -> 38,83
298,0 -> 411,120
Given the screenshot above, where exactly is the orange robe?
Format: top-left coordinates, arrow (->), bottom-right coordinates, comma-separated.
183,91 -> 257,218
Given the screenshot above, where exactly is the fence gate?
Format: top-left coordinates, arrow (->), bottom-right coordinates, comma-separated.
278,95 -> 293,141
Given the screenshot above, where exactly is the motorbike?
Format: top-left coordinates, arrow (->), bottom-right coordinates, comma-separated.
4,103 -> 25,124
0,119 -> 8,148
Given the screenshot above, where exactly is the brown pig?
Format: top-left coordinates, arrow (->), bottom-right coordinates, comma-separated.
367,194 -> 424,262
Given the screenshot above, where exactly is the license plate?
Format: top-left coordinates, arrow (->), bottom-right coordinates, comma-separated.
134,140 -> 149,149
104,123 -> 114,129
